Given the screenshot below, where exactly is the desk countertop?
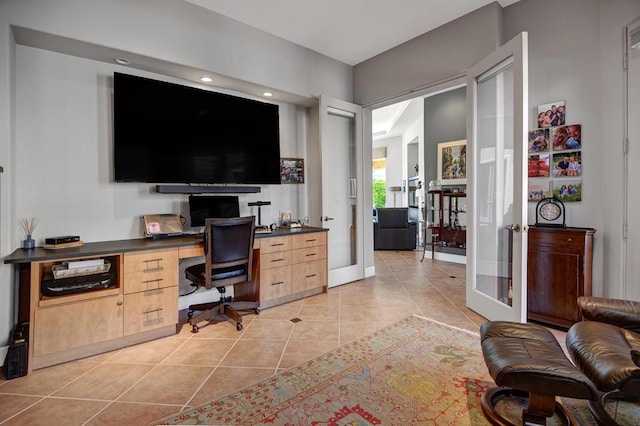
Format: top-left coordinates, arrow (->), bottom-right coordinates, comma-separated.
4,227 -> 327,264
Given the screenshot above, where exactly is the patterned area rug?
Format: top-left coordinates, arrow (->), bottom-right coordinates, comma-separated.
155,315 -> 607,425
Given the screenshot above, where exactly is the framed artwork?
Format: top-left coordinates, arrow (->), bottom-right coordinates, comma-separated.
528,129 -> 549,153
537,100 -> 565,128
528,180 -> 551,202
437,140 -> 467,185
552,151 -> 582,177
552,179 -> 582,202
280,158 -> 304,184
552,124 -> 582,151
528,154 -> 550,177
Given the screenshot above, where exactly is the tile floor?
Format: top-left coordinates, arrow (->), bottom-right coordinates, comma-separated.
0,250 -> 563,425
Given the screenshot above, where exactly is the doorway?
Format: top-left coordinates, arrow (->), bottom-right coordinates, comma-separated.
370,83 -> 467,263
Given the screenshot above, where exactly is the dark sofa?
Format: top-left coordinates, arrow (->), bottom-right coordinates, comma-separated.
373,208 -> 417,250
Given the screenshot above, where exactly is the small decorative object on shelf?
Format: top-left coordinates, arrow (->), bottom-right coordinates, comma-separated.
19,217 -> 39,250
534,197 -> 566,228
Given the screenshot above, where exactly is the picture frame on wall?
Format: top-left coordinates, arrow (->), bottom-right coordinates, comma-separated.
537,100 -> 565,128
437,140 -> 467,185
280,158 -> 304,184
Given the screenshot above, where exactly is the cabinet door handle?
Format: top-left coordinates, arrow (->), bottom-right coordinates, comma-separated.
271,281 -> 284,286
567,238 -> 573,242
143,278 -> 163,286
117,301 -> 123,306
143,307 -> 164,314
305,239 -> 317,243
271,258 -> 285,262
305,253 -> 317,257
306,274 -> 318,278
271,243 -> 285,247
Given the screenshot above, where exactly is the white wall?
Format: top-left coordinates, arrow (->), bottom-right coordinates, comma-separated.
504,0 -> 640,297
0,0 -> 353,348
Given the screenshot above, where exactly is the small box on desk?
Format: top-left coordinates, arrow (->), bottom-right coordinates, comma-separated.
45,235 -> 80,245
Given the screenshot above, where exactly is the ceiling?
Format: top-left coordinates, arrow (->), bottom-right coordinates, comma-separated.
185,0 -> 520,66
184,0 -> 520,141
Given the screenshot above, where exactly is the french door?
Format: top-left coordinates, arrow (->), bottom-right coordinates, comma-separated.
624,18 -> 640,299
319,96 -> 365,287
466,33 -> 529,322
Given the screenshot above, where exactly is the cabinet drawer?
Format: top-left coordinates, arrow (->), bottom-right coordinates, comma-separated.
123,286 -> 178,335
291,232 -> 326,249
124,249 -> 179,274
125,267 -> 177,294
34,294 -> 123,356
292,259 -> 327,292
291,246 -> 326,264
528,230 -> 585,252
260,266 -> 292,301
124,249 -> 178,293
261,251 -> 292,270
259,236 -> 291,254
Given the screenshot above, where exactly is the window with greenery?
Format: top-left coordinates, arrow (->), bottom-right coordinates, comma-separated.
372,158 -> 386,208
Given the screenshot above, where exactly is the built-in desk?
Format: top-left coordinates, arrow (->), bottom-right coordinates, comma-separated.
4,227 -> 328,372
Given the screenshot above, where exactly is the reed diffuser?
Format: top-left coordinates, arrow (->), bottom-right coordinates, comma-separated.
19,217 -> 39,250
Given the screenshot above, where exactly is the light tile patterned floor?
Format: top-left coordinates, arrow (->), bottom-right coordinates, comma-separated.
0,251 -> 512,425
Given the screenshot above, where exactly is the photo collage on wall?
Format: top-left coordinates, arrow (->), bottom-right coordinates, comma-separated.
528,100 -> 582,202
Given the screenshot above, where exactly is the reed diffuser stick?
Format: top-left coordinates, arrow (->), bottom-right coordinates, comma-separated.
19,217 -> 40,236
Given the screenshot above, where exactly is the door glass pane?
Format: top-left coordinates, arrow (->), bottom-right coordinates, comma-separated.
475,61 -> 514,306
327,111 -> 357,269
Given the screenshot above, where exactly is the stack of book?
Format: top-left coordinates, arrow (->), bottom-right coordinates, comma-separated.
42,235 -> 83,250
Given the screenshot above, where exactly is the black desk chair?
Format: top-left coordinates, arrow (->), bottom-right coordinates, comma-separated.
185,216 -> 260,332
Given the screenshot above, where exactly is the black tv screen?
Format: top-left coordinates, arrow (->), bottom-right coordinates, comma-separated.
113,72 -> 281,184
189,195 -> 240,227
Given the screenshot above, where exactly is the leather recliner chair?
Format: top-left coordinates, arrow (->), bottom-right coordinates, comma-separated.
373,208 -> 417,250
566,296 -> 640,425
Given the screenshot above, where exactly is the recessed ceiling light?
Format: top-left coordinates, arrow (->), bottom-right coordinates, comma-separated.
263,92 -> 273,97
200,77 -> 213,83
114,57 -> 131,65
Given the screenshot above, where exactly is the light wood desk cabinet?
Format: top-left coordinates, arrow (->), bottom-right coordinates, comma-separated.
5,228 -> 328,372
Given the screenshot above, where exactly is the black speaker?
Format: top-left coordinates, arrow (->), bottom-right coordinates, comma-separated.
4,322 -> 28,379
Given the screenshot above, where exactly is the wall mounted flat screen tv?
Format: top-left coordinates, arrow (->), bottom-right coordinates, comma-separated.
189,195 -> 240,227
113,72 -> 281,184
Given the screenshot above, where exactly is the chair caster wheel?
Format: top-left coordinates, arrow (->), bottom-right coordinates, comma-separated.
191,325 -> 199,333
236,323 -> 243,331
255,307 -> 261,315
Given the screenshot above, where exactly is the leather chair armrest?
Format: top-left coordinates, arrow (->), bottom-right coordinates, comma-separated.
578,296 -> 640,333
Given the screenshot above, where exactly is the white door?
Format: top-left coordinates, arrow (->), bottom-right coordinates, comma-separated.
319,96 -> 365,287
625,18 -> 640,299
466,33 -> 529,322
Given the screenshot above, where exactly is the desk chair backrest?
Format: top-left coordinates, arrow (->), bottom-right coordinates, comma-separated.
203,216 -> 256,289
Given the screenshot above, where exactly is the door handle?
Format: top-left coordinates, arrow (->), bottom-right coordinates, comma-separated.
504,224 -> 520,232
321,216 -> 335,221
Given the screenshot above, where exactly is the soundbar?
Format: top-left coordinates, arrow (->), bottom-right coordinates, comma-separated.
155,185 -> 261,194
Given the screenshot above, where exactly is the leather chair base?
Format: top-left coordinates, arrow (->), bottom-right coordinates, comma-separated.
481,387 -> 578,426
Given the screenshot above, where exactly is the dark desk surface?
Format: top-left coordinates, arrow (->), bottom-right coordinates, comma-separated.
5,227 -> 328,264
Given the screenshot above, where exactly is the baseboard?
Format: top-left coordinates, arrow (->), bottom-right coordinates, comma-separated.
0,345 -> 8,368
433,252 -> 466,264
365,266 -> 376,278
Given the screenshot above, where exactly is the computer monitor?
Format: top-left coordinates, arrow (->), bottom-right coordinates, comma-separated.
188,195 -> 240,227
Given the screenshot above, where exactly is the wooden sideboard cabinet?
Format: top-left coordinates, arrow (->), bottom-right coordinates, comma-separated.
527,226 -> 596,329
